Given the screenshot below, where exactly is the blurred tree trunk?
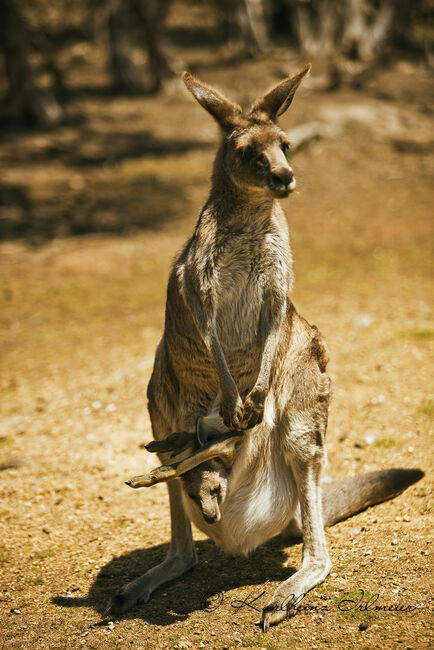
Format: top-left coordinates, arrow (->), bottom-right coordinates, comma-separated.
289,0 -> 343,56
107,0 -> 180,93
0,0 -> 61,124
392,0 -> 433,63
108,0 -> 143,92
341,0 -> 394,62
284,0 -> 397,89
392,0 -> 418,50
31,30 -> 65,96
136,0 -> 180,92
221,0 -> 269,57
288,0 -> 394,61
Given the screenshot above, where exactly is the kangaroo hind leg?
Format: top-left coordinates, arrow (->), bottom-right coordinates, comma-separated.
261,413 -> 331,630
108,479 -> 197,614
108,404 -> 197,614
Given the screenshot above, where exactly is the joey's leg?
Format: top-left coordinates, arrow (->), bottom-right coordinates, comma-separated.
126,431 -> 240,487
108,480 -> 197,614
261,454 -> 331,630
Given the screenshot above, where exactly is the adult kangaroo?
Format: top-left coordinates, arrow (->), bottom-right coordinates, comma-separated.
110,66 -> 423,629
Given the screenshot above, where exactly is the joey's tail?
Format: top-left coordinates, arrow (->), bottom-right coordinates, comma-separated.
322,468 -> 424,527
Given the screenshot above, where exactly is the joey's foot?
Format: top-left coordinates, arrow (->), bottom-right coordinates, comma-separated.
240,388 -> 265,429
126,464 -> 178,488
145,431 -> 195,456
220,395 -> 244,430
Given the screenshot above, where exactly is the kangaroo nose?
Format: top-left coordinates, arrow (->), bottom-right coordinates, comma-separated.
203,512 -> 219,524
271,169 -> 293,186
270,168 -> 296,194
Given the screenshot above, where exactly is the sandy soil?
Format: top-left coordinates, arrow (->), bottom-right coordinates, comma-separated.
1,40 -> 433,650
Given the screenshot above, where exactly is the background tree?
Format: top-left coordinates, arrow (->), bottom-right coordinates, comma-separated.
0,0 -> 61,124
0,0 -> 432,124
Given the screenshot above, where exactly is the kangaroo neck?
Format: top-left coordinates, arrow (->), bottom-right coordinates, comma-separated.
207,146 -> 275,231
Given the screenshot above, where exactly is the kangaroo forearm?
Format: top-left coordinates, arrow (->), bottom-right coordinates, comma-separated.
210,331 -> 239,399
255,300 -> 286,391
255,327 -> 281,391
182,280 -> 238,398
184,287 -> 243,428
239,310 -> 284,430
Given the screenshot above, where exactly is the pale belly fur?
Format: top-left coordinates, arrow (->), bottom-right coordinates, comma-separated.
182,418 -> 298,556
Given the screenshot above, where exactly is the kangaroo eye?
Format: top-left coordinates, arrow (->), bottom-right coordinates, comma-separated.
257,154 -> 267,168
281,142 -> 290,154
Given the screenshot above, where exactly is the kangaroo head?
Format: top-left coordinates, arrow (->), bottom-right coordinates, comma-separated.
182,65 -> 311,199
181,459 -> 228,525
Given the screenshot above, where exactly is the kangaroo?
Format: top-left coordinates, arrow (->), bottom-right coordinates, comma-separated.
111,66 -> 424,629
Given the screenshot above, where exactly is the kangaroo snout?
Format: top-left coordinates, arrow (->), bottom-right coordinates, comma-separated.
203,511 -> 220,524
269,167 -> 296,197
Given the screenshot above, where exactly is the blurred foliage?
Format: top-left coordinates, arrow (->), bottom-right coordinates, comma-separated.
0,0 -> 433,125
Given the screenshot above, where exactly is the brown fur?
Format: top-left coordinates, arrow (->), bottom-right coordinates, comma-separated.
181,459 -> 228,525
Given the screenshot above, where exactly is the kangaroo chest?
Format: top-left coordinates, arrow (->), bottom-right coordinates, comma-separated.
215,231 -> 290,350
216,261 -> 263,349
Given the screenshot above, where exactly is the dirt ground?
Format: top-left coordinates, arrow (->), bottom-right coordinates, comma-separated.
1,33 -> 434,650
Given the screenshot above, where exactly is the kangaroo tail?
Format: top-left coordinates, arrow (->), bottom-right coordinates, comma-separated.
322,468 -> 424,527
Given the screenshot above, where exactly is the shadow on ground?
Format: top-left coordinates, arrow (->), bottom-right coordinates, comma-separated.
0,129 -> 211,241
0,174 -> 188,241
0,129 -> 212,167
52,535 -> 299,626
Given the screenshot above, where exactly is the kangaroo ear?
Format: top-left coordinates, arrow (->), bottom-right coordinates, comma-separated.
182,71 -> 241,130
251,64 -> 311,121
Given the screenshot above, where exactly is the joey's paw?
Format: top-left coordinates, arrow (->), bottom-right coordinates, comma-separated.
240,388 -> 265,429
220,395 -> 244,430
